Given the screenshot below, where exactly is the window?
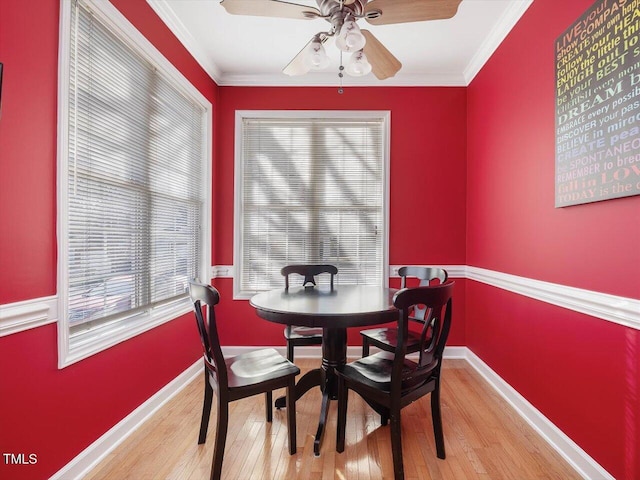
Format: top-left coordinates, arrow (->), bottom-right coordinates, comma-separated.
57,0 -> 211,366
234,111 -> 389,298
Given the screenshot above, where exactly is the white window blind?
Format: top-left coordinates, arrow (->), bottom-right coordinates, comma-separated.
63,1 -> 206,335
235,112 -> 388,296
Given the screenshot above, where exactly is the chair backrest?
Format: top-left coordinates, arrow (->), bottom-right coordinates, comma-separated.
392,281 -> 454,376
281,264 -> 338,291
188,280 -> 227,388
398,266 -> 448,322
398,266 -> 448,288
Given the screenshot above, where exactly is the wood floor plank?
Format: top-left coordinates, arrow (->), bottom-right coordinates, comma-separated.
83,359 -> 583,480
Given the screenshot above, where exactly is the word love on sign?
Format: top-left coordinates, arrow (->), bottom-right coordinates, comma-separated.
555,0 -> 640,207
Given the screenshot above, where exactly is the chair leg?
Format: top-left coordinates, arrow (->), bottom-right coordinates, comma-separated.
431,383 -> 446,459
336,378 -> 348,453
380,412 -> 389,426
210,393 -> 229,480
286,378 -> 297,455
362,338 -> 370,357
199,371 -> 213,444
265,391 -> 273,422
287,341 -> 294,362
390,411 -> 405,480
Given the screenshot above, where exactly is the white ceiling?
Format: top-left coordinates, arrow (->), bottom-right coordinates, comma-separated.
147,0 -> 533,87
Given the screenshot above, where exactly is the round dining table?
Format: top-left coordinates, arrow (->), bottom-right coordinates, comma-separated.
250,284 -> 398,455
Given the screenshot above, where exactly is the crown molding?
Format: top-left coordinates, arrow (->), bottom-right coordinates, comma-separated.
144,0 -> 467,89
215,71 -> 468,87
463,0 -> 533,83
146,0 -> 526,88
146,0 -> 223,82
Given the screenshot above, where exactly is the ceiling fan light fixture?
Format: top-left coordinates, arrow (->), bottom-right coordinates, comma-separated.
345,50 -> 372,77
304,38 -> 330,70
335,17 -> 366,52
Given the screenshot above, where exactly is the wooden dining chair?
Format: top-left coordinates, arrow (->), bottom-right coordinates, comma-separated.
360,266 -> 448,356
281,264 -> 338,361
188,280 -> 300,480
336,281 -> 454,480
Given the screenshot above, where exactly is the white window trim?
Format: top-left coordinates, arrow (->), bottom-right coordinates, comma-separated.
233,110 -> 390,300
56,0 -> 212,368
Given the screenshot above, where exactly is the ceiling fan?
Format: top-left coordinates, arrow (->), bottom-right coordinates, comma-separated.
220,0 -> 463,81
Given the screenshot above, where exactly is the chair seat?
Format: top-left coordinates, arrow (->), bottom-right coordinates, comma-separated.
360,327 -> 422,351
223,348 -> 300,389
337,351 -> 437,392
285,325 -> 323,340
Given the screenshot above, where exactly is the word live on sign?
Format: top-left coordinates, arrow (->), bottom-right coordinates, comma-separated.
555,0 -> 640,206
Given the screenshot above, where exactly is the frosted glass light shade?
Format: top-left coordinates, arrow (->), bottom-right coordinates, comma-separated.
336,19 -> 366,52
305,39 -> 330,70
345,51 -> 372,77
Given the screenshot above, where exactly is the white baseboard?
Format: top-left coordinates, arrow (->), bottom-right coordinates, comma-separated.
50,360 -> 202,480
465,349 -> 614,480
53,347 -> 613,480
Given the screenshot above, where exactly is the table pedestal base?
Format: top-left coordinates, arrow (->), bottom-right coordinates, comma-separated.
275,327 -> 347,456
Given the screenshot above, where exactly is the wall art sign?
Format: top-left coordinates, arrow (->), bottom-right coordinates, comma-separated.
555,0 -> 640,207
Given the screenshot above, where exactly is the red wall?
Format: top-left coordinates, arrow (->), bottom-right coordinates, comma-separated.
0,3 -> 467,475
211,86 -> 468,348
466,0 -> 640,478
0,1 -> 217,479
10,0 -> 636,478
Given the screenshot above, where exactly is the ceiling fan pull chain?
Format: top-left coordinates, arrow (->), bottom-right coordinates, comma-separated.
338,51 -> 344,94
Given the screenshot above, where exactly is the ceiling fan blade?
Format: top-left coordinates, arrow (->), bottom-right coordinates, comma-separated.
220,0 -> 321,20
283,34 -> 330,76
361,30 -> 401,80
364,0 -> 462,25
283,38 -> 313,76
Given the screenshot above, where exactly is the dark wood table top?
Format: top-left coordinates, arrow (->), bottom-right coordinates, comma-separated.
250,284 -> 398,328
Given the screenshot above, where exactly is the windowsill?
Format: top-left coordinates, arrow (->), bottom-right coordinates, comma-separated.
58,297 -> 191,368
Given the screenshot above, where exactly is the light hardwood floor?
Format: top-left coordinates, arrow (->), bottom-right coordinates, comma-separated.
83,358 -> 582,480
